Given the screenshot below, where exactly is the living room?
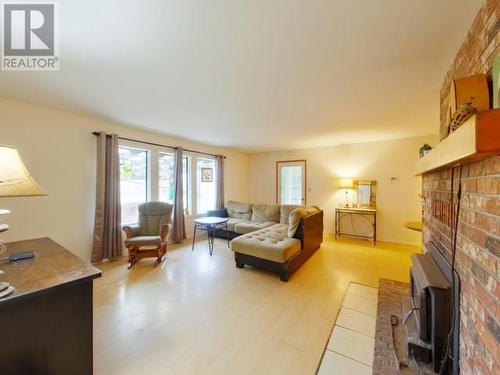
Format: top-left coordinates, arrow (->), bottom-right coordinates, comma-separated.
0,1 -> 498,374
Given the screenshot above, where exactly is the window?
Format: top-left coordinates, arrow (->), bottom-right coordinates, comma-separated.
277,160 -> 306,205
196,157 -> 216,214
119,142 -> 216,222
182,156 -> 190,212
158,153 -> 190,211
119,146 -> 148,224
158,152 -> 175,203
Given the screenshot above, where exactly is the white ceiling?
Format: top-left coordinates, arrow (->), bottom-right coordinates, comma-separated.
0,0 -> 483,152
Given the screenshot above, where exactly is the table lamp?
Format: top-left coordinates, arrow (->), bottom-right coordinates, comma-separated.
0,145 -> 47,297
338,178 -> 354,208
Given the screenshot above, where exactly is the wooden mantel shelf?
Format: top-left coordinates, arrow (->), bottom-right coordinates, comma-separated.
414,109 -> 500,175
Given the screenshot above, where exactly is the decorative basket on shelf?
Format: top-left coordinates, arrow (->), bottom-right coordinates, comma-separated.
448,102 -> 477,133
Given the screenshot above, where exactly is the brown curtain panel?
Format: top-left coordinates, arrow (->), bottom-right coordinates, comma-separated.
91,132 -> 122,262
215,155 -> 224,209
171,147 -> 186,242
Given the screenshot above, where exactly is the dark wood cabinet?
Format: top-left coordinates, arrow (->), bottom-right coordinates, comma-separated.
0,238 -> 101,375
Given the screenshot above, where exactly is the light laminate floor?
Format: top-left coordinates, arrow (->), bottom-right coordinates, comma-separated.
93,236 -> 419,375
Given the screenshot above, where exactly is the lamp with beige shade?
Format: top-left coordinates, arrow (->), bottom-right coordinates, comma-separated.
338,178 -> 354,207
0,145 -> 47,297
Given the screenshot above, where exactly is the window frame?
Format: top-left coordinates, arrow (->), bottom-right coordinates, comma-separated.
158,151 -> 175,205
182,155 -> 191,213
118,141 -> 216,223
194,155 -> 217,215
118,143 -> 150,225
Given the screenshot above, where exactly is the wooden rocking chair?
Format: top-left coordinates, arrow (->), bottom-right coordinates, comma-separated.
123,202 -> 173,269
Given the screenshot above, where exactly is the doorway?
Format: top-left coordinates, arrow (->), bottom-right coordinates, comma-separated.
276,160 -> 306,205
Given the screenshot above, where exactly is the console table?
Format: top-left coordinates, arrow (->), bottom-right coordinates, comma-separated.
334,207 -> 377,244
0,237 -> 101,374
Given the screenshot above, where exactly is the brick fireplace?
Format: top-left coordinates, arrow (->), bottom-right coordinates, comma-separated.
422,1 -> 499,374
422,159 -> 499,374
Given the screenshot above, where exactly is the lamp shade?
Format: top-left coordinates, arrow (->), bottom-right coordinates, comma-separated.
0,145 -> 47,197
338,178 -> 354,189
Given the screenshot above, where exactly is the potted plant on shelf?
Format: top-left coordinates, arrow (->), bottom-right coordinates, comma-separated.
419,144 -> 432,158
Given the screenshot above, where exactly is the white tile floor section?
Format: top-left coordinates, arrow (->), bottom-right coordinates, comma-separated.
317,282 -> 379,375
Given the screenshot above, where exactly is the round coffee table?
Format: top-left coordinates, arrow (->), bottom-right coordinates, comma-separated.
192,217 -> 229,255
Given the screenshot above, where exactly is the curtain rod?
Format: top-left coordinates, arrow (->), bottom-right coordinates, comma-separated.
92,132 -> 226,159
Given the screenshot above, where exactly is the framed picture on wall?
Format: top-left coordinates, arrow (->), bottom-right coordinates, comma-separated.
201,167 -> 213,182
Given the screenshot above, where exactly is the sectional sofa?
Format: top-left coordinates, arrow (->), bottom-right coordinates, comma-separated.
208,201 -> 323,281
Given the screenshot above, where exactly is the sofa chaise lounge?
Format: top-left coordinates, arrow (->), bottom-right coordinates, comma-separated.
208,201 -> 323,281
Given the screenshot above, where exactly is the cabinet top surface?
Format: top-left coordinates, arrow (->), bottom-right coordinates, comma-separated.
0,237 -> 101,304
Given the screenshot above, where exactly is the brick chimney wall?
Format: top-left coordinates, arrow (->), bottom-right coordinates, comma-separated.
422,160 -> 499,374
439,0 -> 499,140
423,1 -> 500,374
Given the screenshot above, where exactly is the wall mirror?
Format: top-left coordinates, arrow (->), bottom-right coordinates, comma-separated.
353,180 -> 377,208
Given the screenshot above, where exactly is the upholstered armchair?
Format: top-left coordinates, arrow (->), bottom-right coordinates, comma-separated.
123,202 -> 173,269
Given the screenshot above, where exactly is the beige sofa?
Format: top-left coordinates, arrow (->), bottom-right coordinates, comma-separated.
208,201 -> 324,281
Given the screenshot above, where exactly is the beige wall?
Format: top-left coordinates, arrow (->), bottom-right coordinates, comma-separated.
248,135 -> 437,245
0,97 -> 250,260
0,94 -> 437,259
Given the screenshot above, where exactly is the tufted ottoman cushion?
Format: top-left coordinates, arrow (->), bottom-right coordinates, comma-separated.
231,224 -> 301,263
233,221 -> 276,234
